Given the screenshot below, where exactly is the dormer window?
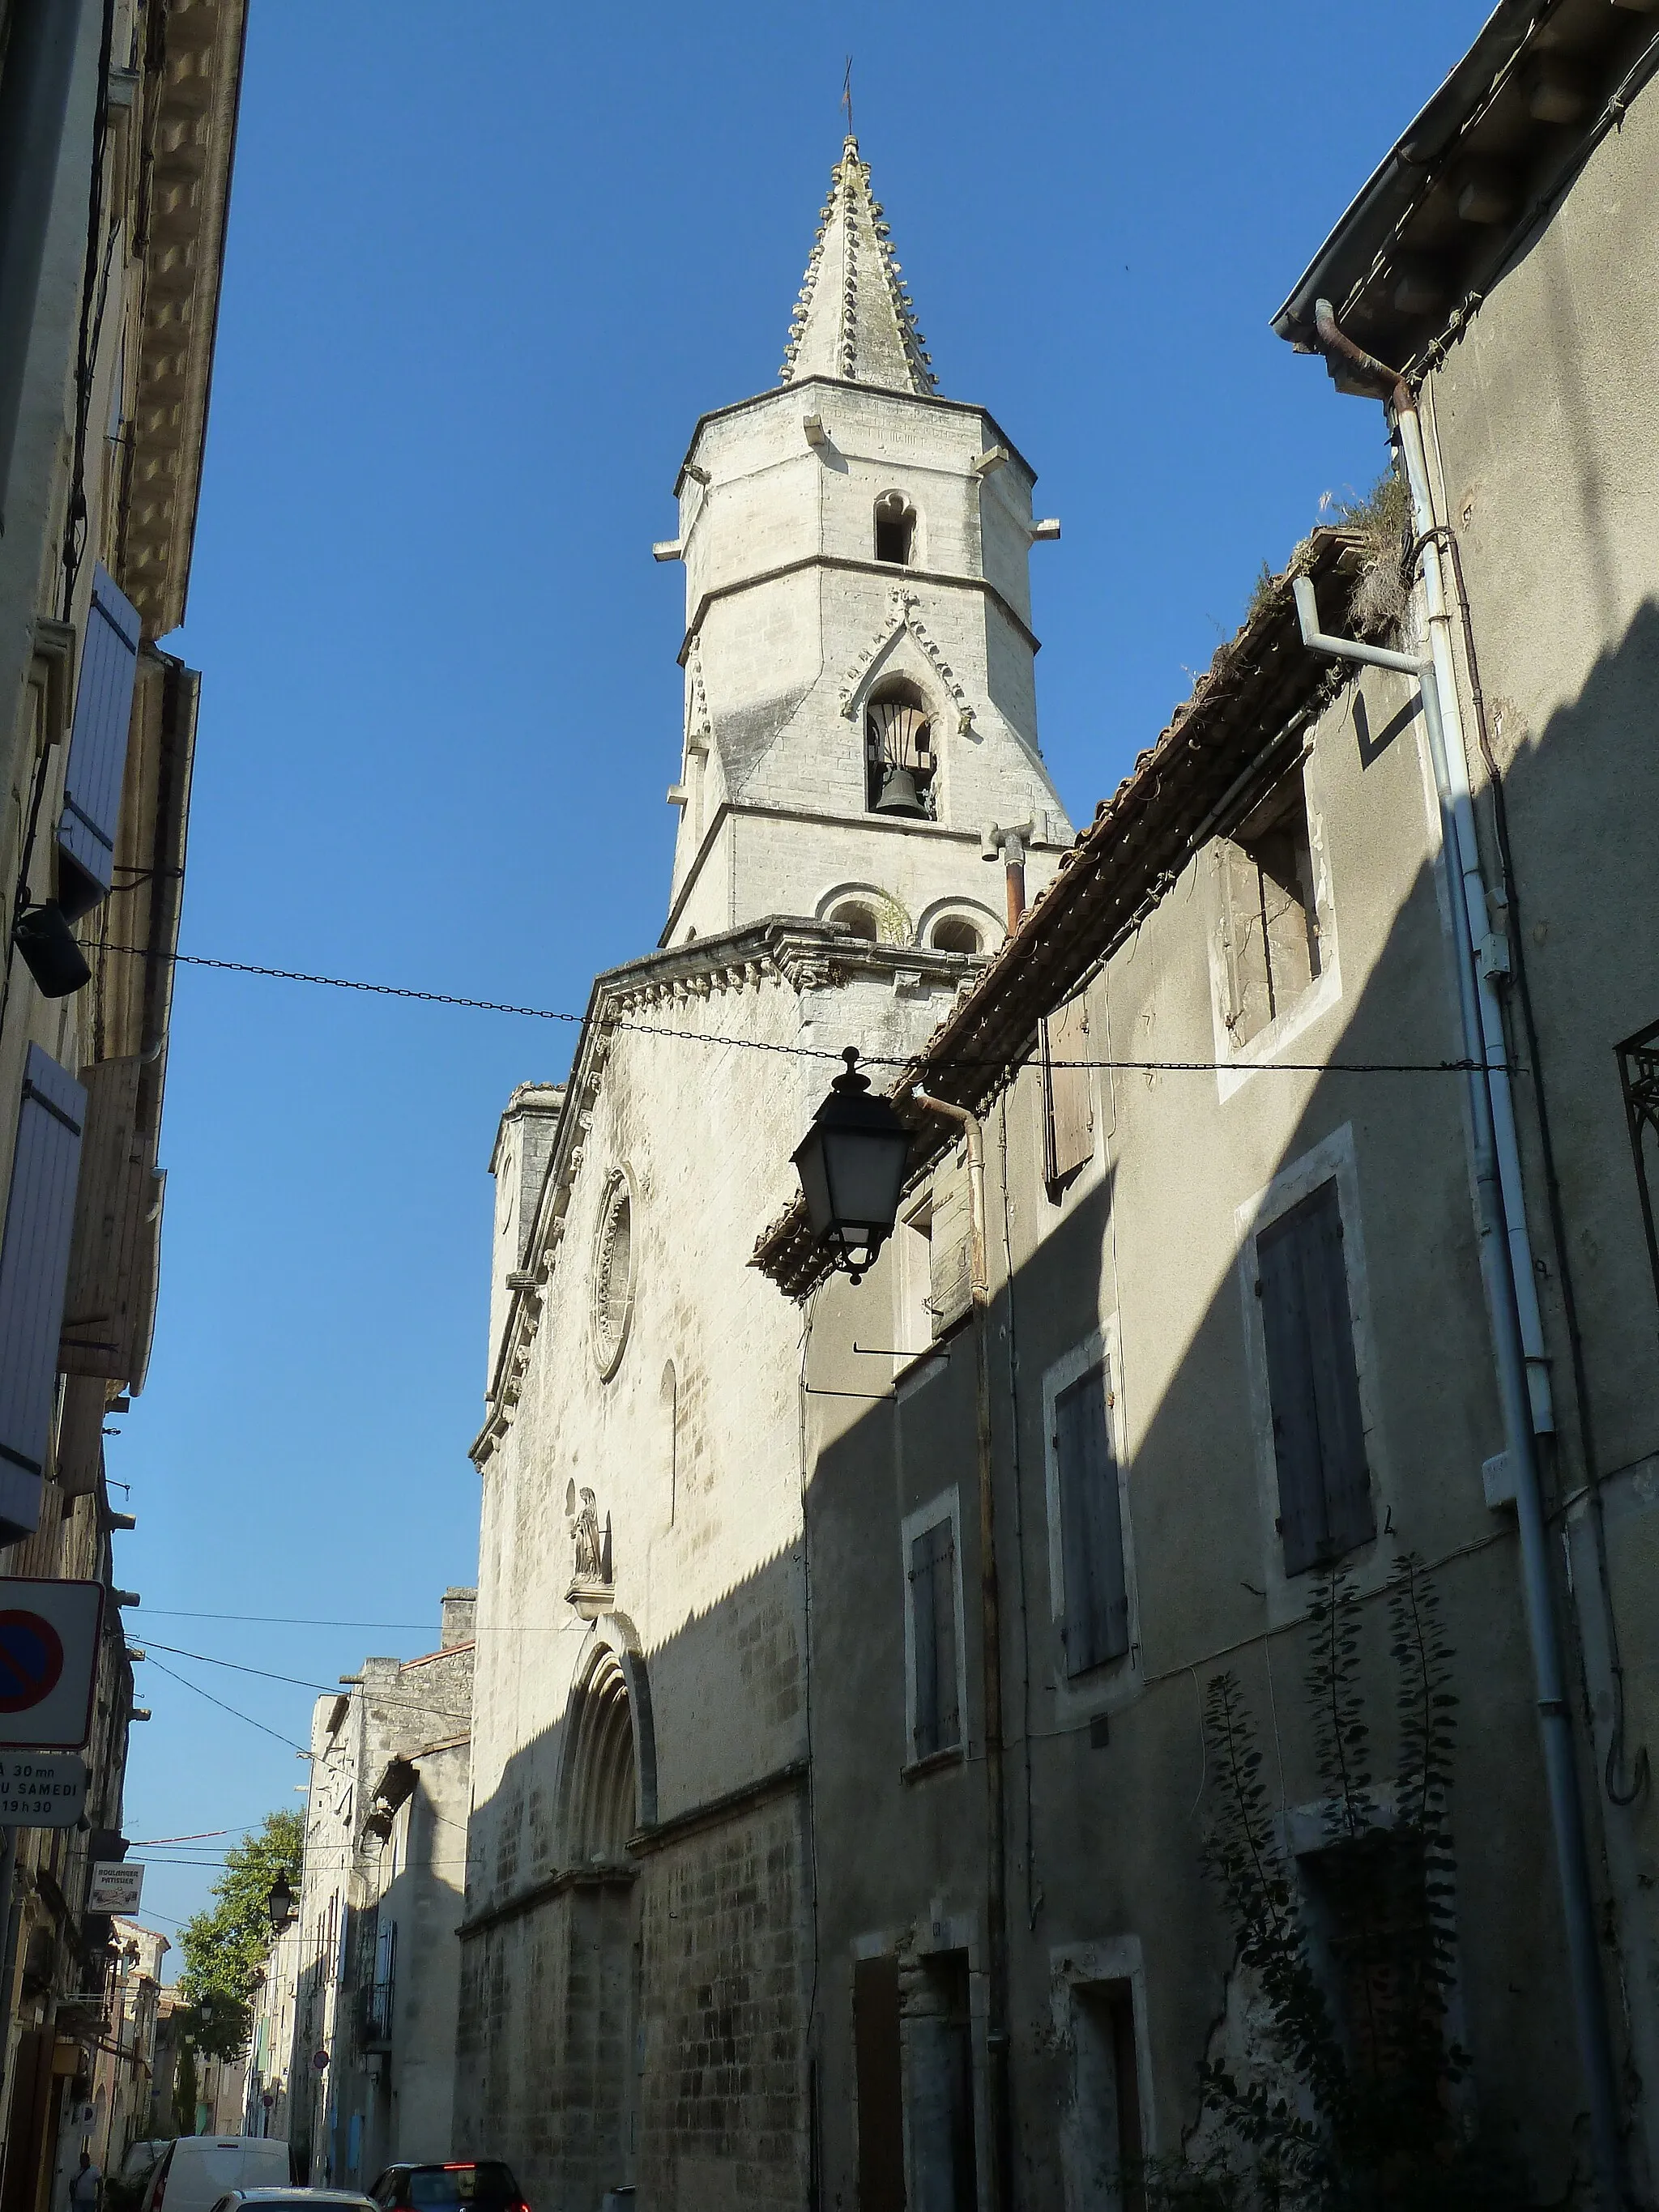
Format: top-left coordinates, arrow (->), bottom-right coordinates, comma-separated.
874,492 -> 916,567
866,681 -> 935,818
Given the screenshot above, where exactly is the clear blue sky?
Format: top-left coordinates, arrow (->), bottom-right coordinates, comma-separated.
115,0 -> 1494,1954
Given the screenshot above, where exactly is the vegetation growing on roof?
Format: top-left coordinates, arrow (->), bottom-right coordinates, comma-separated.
1329,465 -> 1413,641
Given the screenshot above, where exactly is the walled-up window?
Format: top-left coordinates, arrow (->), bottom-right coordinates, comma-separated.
1256,1178 -> 1374,1575
1222,766 -> 1322,1045
1068,1979 -> 1145,2210
874,490 -> 916,566
1054,1362 -> 1130,1675
1618,1017 -> 1659,1313
905,1950 -> 978,2212
909,1515 -> 961,1760
867,682 -> 935,817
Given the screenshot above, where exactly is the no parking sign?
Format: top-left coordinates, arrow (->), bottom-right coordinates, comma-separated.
0,1580 -> 104,1750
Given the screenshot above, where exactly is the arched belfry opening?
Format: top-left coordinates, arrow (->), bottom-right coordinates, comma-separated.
866,678 -> 936,819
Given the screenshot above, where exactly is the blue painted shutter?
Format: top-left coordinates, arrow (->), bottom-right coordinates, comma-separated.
1056,1362 -> 1130,1673
57,565 -> 141,921
1257,1180 -> 1374,1575
0,1046 -> 87,1539
910,1519 -> 959,1758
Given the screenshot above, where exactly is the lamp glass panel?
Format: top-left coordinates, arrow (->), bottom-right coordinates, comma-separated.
822,1127 -> 911,1234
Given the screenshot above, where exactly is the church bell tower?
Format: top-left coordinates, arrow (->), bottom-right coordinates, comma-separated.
661,137 -> 1071,957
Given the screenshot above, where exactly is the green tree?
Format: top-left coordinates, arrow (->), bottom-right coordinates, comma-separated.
176,1809 -> 304,2061
172,2042 -> 198,2137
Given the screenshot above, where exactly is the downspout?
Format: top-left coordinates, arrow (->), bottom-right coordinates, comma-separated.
912,1088 -> 1012,2212
1298,300 -> 1623,2206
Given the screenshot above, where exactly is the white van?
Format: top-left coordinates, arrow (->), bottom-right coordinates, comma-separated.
141,2139 -> 291,2212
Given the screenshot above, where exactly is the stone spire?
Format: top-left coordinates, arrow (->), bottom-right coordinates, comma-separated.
779,137 -> 939,396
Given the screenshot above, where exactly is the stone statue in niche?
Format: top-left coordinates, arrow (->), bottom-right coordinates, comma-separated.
565,1480 -> 614,1617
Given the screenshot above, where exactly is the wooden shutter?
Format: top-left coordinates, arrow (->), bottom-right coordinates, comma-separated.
1256,1181 -> 1374,1575
56,565 -> 141,920
1042,991 -> 1095,1187
0,1047 -> 87,1538
1055,1364 -> 1130,1673
928,1159 -> 973,1335
58,1056 -> 144,1379
54,1376 -> 105,1500
910,1519 -> 959,1758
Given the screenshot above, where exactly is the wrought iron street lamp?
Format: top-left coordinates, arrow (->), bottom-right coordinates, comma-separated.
266,1873 -> 296,1933
791,1049 -> 911,1283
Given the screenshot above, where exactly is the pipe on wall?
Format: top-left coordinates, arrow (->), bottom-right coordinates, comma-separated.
1298,300 -> 1623,2206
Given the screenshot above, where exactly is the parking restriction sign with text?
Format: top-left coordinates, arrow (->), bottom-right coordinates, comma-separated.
0,1581 -> 104,1750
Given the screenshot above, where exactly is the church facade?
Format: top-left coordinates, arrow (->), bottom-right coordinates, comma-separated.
454,140 -> 1072,2212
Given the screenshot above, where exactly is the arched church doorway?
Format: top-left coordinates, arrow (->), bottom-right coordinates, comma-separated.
557,1642 -> 650,2209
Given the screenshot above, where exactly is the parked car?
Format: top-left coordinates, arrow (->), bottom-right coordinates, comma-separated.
142,2138 -> 292,2212
108,2142 -> 170,2212
367,2166 -> 527,2212
209,2193 -> 375,2212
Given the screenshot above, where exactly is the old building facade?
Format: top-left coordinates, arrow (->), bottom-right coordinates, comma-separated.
752,11 -> 1659,2206
0,5 -> 244,2210
278,1591 -> 476,2188
456,139 -> 1073,2212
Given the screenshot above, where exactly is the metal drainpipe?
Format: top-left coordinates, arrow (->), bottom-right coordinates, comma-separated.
912,1087 -> 1013,2212
1299,300 -> 1624,2205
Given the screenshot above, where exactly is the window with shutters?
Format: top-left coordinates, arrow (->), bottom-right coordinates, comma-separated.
1042,988 -> 1096,1196
1053,1362 -> 1131,1676
0,1047 -> 87,1542
904,1495 -> 964,1766
56,565 -> 141,923
1220,766 -> 1323,1048
1254,1177 -> 1375,1575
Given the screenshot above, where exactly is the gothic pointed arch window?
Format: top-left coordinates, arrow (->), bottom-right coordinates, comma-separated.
874,491 -> 916,567
866,678 -> 935,818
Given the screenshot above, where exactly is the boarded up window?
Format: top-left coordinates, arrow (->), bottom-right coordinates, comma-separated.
1222,768 -> 1321,1047
1043,990 -> 1094,1190
909,1517 -> 960,1760
57,565 -> 141,921
1054,1363 -> 1130,1675
853,1954 -> 906,2212
0,1047 -> 87,1538
927,1157 -> 973,1336
1257,1179 -> 1374,1575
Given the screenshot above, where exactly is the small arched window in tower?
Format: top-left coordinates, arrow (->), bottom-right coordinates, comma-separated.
866,682 -> 935,819
874,492 -> 916,568
827,900 -> 881,942
930,915 -> 983,956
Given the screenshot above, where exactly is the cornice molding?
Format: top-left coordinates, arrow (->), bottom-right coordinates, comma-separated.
119,0 -> 249,636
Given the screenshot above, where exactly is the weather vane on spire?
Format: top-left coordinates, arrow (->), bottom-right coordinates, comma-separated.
842,55 -> 853,139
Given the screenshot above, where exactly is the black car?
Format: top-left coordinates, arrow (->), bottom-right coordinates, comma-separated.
367,2168 -> 527,2212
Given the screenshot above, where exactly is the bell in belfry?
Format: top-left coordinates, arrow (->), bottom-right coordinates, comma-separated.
873,765 -> 929,817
